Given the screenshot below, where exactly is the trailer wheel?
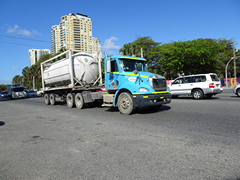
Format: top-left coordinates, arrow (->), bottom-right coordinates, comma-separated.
50,93 -> 56,105
44,93 -> 50,105
66,93 -> 75,108
75,93 -> 84,109
117,92 -> 135,115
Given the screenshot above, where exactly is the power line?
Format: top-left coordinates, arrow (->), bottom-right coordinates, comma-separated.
0,34 -> 122,50
0,41 -> 50,48
0,34 -> 51,43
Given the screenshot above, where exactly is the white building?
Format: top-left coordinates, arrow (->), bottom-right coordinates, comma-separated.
51,25 -> 61,54
29,49 -> 50,66
92,37 -> 101,52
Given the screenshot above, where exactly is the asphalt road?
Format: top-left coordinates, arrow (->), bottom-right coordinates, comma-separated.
0,89 -> 239,180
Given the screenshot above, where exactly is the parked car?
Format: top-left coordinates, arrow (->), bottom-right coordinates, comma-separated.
0,91 -> 8,99
169,73 -> 223,99
233,84 -> 240,97
36,88 -> 43,97
26,90 -> 37,98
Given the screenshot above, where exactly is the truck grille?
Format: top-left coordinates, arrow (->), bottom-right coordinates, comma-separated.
151,78 -> 167,90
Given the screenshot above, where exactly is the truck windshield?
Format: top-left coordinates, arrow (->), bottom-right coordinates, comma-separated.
119,59 -> 148,72
12,87 -> 24,92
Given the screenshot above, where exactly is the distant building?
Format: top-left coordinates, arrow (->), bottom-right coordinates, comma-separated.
92,37 -> 101,52
29,49 -> 50,66
51,25 -> 61,54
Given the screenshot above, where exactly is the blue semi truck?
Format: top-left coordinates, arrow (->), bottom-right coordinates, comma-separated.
41,50 -> 171,114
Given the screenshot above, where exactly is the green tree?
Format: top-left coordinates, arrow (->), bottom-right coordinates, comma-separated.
29,64 -> 41,90
35,54 -> 53,65
119,36 -> 160,58
119,43 -> 135,56
22,66 -> 31,89
132,36 -> 161,59
151,38 -> 235,79
0,84 -> 7,91
12,75 -> 23,84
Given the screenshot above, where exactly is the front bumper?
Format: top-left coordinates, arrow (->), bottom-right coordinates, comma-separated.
132,93 -> 171,107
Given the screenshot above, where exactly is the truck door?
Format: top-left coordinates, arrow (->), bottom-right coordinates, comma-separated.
105,59 -> 120,90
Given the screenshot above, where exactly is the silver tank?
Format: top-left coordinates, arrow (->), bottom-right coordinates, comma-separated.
43,52 -> 99,87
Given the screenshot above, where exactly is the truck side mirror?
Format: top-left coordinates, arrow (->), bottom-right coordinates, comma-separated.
106,60 -> 111,73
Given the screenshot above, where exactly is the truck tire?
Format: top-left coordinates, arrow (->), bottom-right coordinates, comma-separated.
117,92 -> 135,115
66,93 -> 75,108
50,93 -> 56,105
192,89 -> 203,99
44,94 -> 50,105
75,93 -> 84,109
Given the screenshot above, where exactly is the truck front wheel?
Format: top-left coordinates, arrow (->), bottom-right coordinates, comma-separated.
66,93 -> 75,108
75,93 -> 84,109
44,94 -> 50,105
117,92 -> 135,115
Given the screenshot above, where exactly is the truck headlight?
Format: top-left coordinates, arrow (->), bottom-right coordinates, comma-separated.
139,88 -> 149,92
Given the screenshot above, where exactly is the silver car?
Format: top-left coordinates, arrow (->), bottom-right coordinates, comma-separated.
170,73 -> 223,99
233,84 -> 240,97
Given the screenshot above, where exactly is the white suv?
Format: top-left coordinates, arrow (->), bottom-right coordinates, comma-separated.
169,73 -> 223,99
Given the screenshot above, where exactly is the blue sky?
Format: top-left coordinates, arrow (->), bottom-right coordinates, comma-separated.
0,0 -> 239,85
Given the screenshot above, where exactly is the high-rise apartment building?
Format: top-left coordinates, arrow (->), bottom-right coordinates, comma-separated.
59,13 -> 93,51
51,13 -> 101,57
29,49 -> 50,66
51,25 -> 61,54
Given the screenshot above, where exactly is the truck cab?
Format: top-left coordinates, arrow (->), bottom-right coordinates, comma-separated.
103,55 -> 171,114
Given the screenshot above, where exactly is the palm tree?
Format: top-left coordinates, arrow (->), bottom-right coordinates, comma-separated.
29,65 -> 38,90
119,43 -> 140,56
22,66 -> 31,89
30,64 -> 41,90
12,75 -> 23,84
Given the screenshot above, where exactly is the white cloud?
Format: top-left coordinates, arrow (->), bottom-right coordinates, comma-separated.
6,24 -> 42,36
17,29 -> 31,36
5,78 -> 10,81
12,66 -> 17,69
7,24 -> 19,33
102,37 -> 120,50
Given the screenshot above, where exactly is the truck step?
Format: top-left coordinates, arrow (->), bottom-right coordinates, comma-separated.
102,103 -> 113,107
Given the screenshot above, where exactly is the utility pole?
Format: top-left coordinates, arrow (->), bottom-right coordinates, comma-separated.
233,40 -> 237,86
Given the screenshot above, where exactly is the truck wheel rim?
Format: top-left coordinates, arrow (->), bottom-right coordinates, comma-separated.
121,96 -> 130,109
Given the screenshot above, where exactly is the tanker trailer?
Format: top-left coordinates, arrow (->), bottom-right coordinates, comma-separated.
41,49 -> 105,108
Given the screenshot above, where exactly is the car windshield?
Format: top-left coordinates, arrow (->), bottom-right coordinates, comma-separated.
27,90 -> 35,93
1,92 -> 7,94
119,59 -> 148,72
210,75 -> 219,81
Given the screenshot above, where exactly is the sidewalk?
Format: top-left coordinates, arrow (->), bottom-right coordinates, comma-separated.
222,86 -> 235,89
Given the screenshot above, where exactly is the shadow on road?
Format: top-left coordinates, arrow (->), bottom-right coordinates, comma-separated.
0,98 -> 10,101
104,105 -> 171,115
0,121 -> 5,126
230,96 -> 239,99
172,96 -> 220,100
